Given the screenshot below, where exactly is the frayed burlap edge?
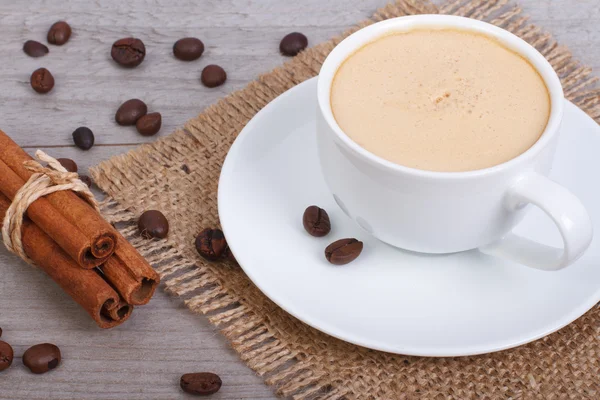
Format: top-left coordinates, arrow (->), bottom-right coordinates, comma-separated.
91,1 -> 600,399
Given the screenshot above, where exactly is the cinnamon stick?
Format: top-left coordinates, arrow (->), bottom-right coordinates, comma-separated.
0,194 -> 132,328
0,130 -> 117,260
101,235 -> 160,305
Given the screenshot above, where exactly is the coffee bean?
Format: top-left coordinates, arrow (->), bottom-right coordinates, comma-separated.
22,343 -> 61,374
57,158 -> 78,173
23,40 -> 49,57
181,164 -> 191,174
79,175 -> 92,187
173,37 -> 204,61
280,32 -> 308,56
30,68 -> 54,94
111,38 -> 146,68
0,341 -> 13,372
303,205 -> 331,237
0,327 -> 2,337
115,99 -> 148,126
195,228 -> 227,261
180,372 -> 222,396
136,112 -> 161,136
72,126 -> 94,150
325,238 -> 363,265
138,210 -> 169,239
201,65 -> 226,88
47,21 -> 71,45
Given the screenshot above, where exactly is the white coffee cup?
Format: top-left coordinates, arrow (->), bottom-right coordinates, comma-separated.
316,15 -> 593,271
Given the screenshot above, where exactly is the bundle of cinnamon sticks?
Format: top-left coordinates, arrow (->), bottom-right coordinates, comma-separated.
0,130 -> 159,328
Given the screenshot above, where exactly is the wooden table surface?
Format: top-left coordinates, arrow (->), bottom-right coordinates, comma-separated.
0,1 -> 598,398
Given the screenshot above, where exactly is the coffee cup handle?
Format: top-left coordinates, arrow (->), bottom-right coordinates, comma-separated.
479,171 -> 593,271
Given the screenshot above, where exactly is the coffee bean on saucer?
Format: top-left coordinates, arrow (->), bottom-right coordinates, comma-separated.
173,37 -> 204,61
136,112 -> 161,136
30,68 -> 54,94
47,21 -> 71,45
138,210 -> 169,239
280,32 -> 308,56
180,372 -> 222,396
115,99 -> 148,126
23,40 -> 49,57
72,127 -> 94,150
201,65 -> 226,88
0,341 -> 13,372
195,228 -> 227,261
111,38 -> 146,68
79,175 -> 92,187
303,205 -> 331,237
22,343 -> 61,374
57,158 -> 78,173
325,238 -> 363,265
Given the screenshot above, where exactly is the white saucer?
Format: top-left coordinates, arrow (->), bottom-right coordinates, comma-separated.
218,77 -> 600,357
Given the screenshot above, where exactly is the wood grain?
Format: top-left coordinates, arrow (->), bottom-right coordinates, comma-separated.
0,1 -> 598,399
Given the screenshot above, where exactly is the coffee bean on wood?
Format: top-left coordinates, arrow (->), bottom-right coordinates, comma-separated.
47,21 -> 71,45
72,127 -> 94,150
173,37 -> 204,61
115,99 -> 147,125
22,343 -> 61,374
325,238 -> 363,265
138,210 -> 169,239
23,40 -> 49,57
136,112 -> 161,136
0,341 -> 13,372
280,32 -> 308,56
79,175 -> 92,187
30,68 -> 54,94
111,38 -> 146,68
57,158 -> 77,173
195,228 -> 228,261
303,205 -> 331,237
201,65 -> 227,88
180,372 -> 222,396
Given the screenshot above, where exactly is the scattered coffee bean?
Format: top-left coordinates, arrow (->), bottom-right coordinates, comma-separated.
57,158 -> 78,173
325,238 -> 363,265
22,343 -> 61,374
138,210 -> 169,239
280,32 -> 308,56
201,65 -> 226,88
136,112 -> 162,136
23,40 -> 49,57
47,21 -> 71,45
195,228 -> 227,261
72,126 -> 94,150
173,37 -> 205,61
111,38 -> 146,68
115,98 -> 147,126
0,341 -> 13,372
180,372 -> 222,396
303,205 -> 331,237
79,175 -> 92,187
30,68 -> 54,94
181,164 -> 190,174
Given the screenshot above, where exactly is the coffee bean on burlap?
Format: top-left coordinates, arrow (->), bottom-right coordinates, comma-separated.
195,228 -> 227,261
173,37 -> 204,61
279,32 -> 308,56
136,112 -> 161,136
57,158 -> 77,173
325,238 -> 363,265
30,68 -> 54,94
138,210 -> 169,239
115,99 -> 147,125
22,343 -> 61,374
180,372 -> 222,396
79,175 -> 92,187
47,21 -> 71,45
303,205 -> 331,237
0,341 -> 13,372
72,127 -> 94,150
23,40 -> 49,57
200,65 -> 226,88
111,38 -> 146,68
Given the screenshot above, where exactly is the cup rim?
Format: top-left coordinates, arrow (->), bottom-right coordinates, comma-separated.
317,15 -> 564,180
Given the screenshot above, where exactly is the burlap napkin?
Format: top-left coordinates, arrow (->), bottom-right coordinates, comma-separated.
91,0 -> 600,398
